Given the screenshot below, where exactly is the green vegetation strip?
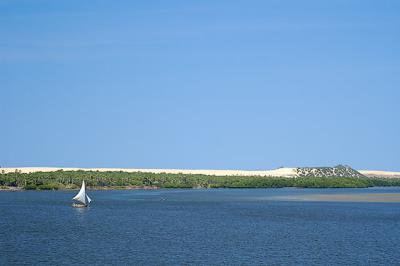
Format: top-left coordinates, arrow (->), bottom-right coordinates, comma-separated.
1,170 -> 400,190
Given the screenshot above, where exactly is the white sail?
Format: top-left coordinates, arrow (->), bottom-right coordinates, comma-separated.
73,180 -> 87,205
86,194 -> 92,204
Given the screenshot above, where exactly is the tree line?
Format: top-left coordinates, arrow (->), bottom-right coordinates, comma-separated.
1,170 -> 400,190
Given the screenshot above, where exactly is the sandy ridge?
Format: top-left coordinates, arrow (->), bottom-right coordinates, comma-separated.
2,167 -> 400,178
358,170 -> 400,178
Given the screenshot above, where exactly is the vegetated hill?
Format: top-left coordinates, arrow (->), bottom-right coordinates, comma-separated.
295,165 -> 365,178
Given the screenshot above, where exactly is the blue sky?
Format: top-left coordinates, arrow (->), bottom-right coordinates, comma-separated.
1,0 -> 399,170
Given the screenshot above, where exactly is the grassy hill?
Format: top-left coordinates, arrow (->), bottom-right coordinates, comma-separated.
295,165 -> 365,178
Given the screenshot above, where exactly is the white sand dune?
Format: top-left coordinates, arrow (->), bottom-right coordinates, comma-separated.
359,170 -> 400,178
2,167 -> 400,178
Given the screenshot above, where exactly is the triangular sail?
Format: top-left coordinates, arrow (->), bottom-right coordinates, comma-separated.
73,180 -> 87,205
86,194 -> 92,204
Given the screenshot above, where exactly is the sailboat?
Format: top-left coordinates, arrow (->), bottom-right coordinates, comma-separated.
72,180 -> 92,207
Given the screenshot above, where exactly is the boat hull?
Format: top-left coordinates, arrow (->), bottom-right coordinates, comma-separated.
72,203 -> 88,208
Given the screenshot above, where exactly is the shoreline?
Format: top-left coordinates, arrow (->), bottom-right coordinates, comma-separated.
0,185 -> 159,191
2,186 -> 400,203
3,169 -> 400,190
1,185 -> 400,192
272,193 -> 400,203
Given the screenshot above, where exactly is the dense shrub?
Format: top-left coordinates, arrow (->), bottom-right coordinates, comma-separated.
1,171 -> 400,189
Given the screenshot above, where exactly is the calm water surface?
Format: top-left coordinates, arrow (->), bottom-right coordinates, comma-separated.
1,188 -> 400,265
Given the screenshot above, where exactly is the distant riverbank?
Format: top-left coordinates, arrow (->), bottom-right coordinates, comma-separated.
2,170 -> 400,190
272,193 -> 400,203
0,185 -> 159,191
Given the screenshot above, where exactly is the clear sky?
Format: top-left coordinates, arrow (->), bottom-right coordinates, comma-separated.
1,0 -> 399,170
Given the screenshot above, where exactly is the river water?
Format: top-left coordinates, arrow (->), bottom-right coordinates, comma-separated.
1,188 -> 400,265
